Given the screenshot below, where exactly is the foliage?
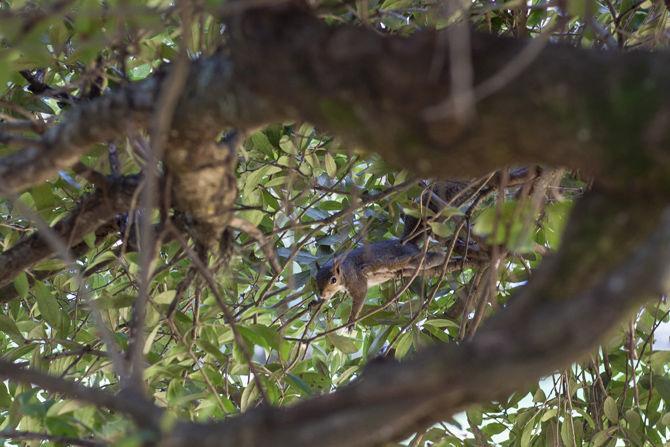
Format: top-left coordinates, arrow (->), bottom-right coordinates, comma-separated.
0,0 -> 669,446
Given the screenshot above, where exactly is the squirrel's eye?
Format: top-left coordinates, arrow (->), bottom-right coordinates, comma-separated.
330,276 -> 337,284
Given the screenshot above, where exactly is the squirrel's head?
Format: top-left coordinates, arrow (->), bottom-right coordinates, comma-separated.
315,260 -> 345,300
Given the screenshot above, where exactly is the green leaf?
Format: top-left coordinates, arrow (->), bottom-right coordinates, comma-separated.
3,343 -> 37,362
394,332 -> 413,359
83,232 -> 96,249
34,282 -> 62,329
544,201 -> 571,249
654,374 -> 670,404
603,396 -> 618,423
591,429 -> 611,447
520,417 -> 534,447
467,407 -> 482,426
429,221 -> 453,238
0,382 -> 11,408
380,0 -> 412,10
243,166 -> 269,197
624,409 -> 642,432
130,63 -> 152,80
86,250 -> 117,270
326,334 -> 358,354
248,324 -> 281,351
286,373 -> 312,396
279,135 -> 297,154
560,418 -> 575,447
325,152 -> 337,177
33,259 -> 67,271
481,422 -> 506,436
248,131 -> 275,156
436,206 -> 464,219
154,290 -> 176,305
46,400 -> 84,417
424,319 -> 459,329
240,380 -> 259,412
532,388 -> 546,403
661,412 -> 670,426
541,408 -> 558,422
143,324 -> 162,355
45,417 -> 78,437
30,183 -> 57,212
0,315 -> 24,344
13,273 -> 29,300
95,292 -> 135,309
335,366 -> 358,386
298,372 -> 331,392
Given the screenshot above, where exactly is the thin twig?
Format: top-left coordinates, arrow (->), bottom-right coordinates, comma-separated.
0,185 -> 129,380
128,0 -> 192,392
0,359 -> 161,429
229,216 -> 282,275
166,223 -> 270,404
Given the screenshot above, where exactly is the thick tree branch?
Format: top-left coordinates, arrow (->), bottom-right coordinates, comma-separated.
6,3 -> 670,195
0,359 -> 162,430
226,3 -> 670,190
161,191 -> 670,447
0,175 -> 140,293
0,80 -> 157,193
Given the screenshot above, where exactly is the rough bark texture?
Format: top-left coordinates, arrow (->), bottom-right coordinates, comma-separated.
165,138 -> 238,248
0,81 -> 157,193
5,4 -> 670,195
0,2 -> 669,447
161,192 -> 670,447
226,3 -> 670,191
0,175 -> 140,292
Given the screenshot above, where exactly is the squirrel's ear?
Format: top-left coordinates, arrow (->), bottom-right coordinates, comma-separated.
333,260 -> 341,276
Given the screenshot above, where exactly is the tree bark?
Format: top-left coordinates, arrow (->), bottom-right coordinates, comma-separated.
0,175 -> 139,292
0,3 -> 669,447
161,191 -> 670,447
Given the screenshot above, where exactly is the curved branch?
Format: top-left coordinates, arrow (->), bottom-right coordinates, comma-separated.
0,53 -> 263,196
227,3 -> 670,188
0,430 -> 105,447
6,2 -> 670,194
0,175 -> 140,294
0,80 -> 157,194
1,4 -> 670,446
162,191 -> 670,447
0,359 -> 161,429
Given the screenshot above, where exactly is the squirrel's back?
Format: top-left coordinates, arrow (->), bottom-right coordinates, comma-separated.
344,239 -> 425,275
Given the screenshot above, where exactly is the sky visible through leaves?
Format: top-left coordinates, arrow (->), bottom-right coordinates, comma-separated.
1,0 -> 670,446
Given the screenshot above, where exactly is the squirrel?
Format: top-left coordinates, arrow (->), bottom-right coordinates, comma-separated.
314,169 -> 539,329
315,239 -> 445,329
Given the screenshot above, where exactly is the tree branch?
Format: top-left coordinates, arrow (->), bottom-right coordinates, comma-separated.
0,79 -> 157,193
0,175 -> 140,293
4,2 -> 669,195
0,359 -> 162,430
226,3 -> 670,189
161,191 -> 670,447
0,430 -> 105,447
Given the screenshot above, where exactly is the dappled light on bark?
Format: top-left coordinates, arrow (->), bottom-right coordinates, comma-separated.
0,1 -> 669,446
